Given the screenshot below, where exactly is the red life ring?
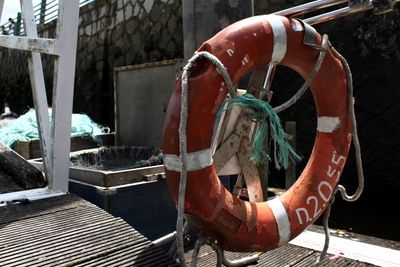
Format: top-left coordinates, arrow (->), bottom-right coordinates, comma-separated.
163,15 -> 351,252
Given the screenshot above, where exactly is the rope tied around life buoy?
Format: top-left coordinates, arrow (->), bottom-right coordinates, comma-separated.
177,51 -> 237,267
178,50 -> 300,266
175,33 -> 365,267
313,43 -> 365,267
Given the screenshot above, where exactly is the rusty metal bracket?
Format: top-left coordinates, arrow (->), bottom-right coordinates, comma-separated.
213,112 -> 264,202
237,136 -> 264,202
302,21 -> 320,48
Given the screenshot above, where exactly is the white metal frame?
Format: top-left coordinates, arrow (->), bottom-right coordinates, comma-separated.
0,0 -> 80,194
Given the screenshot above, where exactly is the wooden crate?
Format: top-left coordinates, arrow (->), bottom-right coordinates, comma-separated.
30,147 -> 164,187
14,133 -> 115,159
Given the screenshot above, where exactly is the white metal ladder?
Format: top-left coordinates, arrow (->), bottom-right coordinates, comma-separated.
0,0 -> 80,194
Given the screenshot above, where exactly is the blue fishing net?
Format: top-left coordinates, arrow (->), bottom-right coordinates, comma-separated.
0,109 -> 109,148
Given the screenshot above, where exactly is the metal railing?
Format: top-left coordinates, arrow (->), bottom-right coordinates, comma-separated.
274,0 -> 399,25
1,0 -> 93,36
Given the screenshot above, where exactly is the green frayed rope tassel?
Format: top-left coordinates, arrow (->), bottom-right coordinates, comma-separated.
225,93 -> 301,170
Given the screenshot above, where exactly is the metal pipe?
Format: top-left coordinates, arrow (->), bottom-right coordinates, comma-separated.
304,3 -> 373,25
15,12 -> 22,36
274,0 -> 348,16
262,64 -> 276,103
40,0 -> 47,25
222,251 -> 260,267
147,231 -> 177,248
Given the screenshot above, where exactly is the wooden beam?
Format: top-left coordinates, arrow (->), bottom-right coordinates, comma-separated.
247,68 -> 271,200
0,142 -> 46,189
285,121 -> 297,189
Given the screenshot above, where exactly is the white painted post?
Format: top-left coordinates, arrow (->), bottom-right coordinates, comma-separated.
50,0 -> 80,192
0,0 -> 80,194
0,0 -> 4,23
20,0 -> 53,188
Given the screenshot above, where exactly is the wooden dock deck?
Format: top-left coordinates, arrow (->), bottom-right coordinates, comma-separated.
0,191 -> 398,266
185,241 -> 373,266
184,226 -> 400,266
0,194 -> 173,267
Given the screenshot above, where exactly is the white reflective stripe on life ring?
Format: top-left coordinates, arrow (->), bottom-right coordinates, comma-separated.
268,197 -> 291,246
164,148 -> 213,172
267,15 -> 287,64
317,116 -> 341,133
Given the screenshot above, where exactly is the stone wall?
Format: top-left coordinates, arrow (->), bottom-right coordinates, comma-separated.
75,0 -> 182,127
0,49 -> 31,115
0,0 -> 183,127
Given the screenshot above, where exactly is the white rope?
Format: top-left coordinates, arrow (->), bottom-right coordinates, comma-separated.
190,237 -> 205,267
177,51 -> 236,267
273,34 -> 329,113
313,189 -> 337,266
331,45 -> 365,202
314,44 -> 365,266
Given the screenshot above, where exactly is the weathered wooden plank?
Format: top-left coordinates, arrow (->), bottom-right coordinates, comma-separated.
0,194 -> 84,224
0,205 -> 113,247
185,243 -> 315,266
0,194 -> 173,266
0,141 -> 46,189
293,253 -> 375,266
285,121 -> 297,188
